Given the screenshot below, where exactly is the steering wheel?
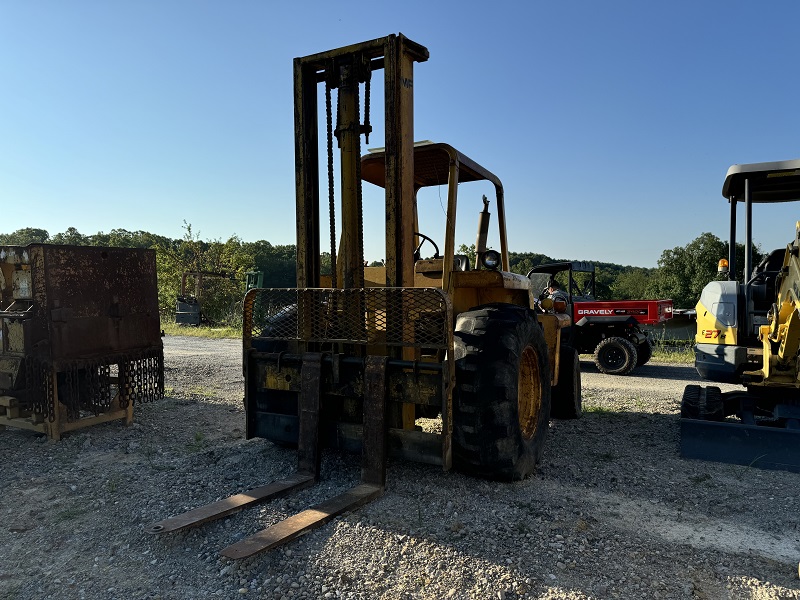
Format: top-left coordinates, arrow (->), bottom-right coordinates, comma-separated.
413,232 -> 440,261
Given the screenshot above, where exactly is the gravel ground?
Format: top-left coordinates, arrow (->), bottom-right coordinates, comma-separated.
1,335 -> 799,600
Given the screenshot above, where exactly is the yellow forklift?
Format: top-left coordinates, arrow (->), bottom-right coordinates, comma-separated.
682,159 -> 800,472
147,33 -> 578,557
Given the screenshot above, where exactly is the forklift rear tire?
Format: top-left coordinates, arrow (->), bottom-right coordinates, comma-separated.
551,345 -> 582,419
593,337 -> 638,375
452,304 -> 551,481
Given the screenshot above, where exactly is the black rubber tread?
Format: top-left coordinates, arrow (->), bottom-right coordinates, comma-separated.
636,339 -> 653,367
593,336 -> 638,375
452,304 -> 551,481
681,385 -> 701,418
551,345 -> 582,419
681,385 -> 724,421
702,386 -> 724,421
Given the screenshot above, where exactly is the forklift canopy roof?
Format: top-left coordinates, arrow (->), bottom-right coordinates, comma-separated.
361,142 -> 503,190
722,159 -> 800,203
527,261 -> 596,276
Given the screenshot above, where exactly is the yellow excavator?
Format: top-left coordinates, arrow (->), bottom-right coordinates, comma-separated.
147,33 -> 579,558
682,159 -> 800,472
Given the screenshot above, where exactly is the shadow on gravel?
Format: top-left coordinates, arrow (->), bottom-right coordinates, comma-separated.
579,359 -> 702,382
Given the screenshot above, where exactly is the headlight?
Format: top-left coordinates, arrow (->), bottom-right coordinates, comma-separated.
481,250 -> 501,270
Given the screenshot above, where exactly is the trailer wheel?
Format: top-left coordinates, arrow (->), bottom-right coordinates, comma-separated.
681,385 -> 724,421
551,345 -> 582,419
636,339 -> 653,367
593,337 -> 638,375
453,304 -> 551,481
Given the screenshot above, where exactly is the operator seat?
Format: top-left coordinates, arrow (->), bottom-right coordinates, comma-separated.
748,248 -> 785,333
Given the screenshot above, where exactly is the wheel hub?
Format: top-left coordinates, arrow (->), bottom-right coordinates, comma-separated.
518,345 -> 542,439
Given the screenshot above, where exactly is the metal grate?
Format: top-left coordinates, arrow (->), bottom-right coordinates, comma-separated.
244,288 -> 451,349
24,347 -> 164,422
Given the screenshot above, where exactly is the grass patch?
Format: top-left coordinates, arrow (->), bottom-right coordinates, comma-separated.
187,385 -> 215,398
651,346 -> 693,364
650,338 -> 694,364
583,404 -> 615,416
161,321 -> 240,339
186,431 -> 207,452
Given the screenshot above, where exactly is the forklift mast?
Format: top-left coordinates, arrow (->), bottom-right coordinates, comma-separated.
294,34 -> 429,292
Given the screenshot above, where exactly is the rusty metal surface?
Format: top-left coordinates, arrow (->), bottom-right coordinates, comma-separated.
1,244 -> 161,362
145,473 -> 316,534
297,353 -> 323,477
219,483 -> 383,559
0,244 -> 163,424
362,356 -> 388,486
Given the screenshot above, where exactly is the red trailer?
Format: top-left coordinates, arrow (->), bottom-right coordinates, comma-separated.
574,299 -> 673,325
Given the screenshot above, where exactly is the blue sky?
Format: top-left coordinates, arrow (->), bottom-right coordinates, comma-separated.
2,1 -> 799,268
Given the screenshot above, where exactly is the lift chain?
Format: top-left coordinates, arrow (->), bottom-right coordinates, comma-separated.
325,72 -> 338,288
352,71 -> 365,278
360,55 -> 372,144
322,53 -> 372,286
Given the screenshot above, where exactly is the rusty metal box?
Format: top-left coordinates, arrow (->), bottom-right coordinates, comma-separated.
0,244 -> 163,439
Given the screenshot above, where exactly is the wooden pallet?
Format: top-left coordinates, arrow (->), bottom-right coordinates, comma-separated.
0,392 -> 133,440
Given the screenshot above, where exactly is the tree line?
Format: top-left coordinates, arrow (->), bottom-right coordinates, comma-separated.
0,226 -> 761,323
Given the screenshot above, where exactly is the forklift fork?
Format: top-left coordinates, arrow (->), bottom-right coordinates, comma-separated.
146,354 -> 389,558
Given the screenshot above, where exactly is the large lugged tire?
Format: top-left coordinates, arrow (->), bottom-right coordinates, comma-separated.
594,337 -> 638,375
636,339 -> 653,367
453,304 -> 551,481
551,345 -> 582,419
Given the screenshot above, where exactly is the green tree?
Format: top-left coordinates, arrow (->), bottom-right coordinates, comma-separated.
0,227 -> 50,245
244,240 -> 296,286
508,251 -> 554,276
649,232 -> 761,309
154,223 -> 244,323
610,267 -> 657,300
90,228 -> 172,249
50,227 -> 89,246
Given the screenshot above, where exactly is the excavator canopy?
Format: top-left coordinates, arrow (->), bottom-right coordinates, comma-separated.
722,158 -> 800,202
